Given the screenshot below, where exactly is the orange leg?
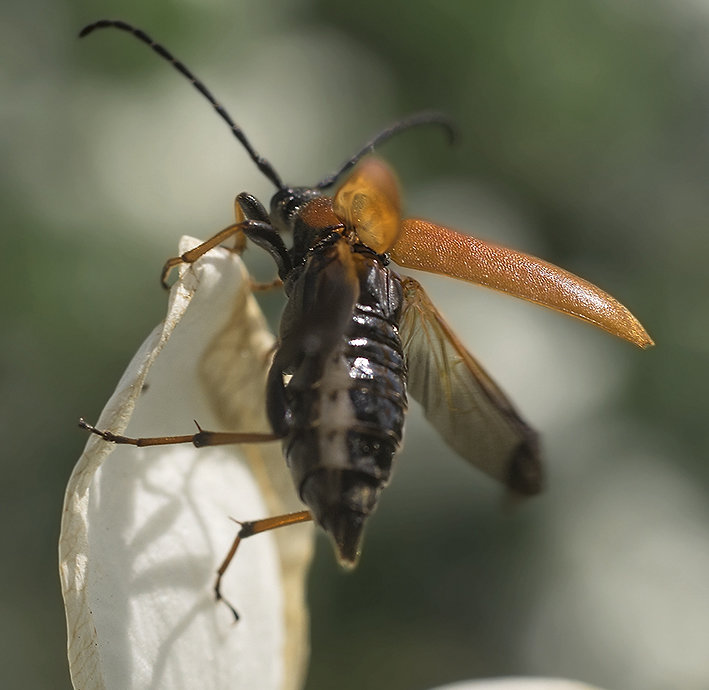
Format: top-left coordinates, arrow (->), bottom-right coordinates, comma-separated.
78,418 -> 280,447
215,510 -> 313,620
249,276 -> 283,292
160,220 -> 248,288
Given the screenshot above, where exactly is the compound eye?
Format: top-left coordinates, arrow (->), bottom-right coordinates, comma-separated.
333,158 -> 402,253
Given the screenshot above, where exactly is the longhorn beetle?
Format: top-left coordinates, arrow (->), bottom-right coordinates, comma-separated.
78,20 -> 654,619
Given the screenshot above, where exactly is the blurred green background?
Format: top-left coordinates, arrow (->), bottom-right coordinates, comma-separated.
3,0 -> 709,688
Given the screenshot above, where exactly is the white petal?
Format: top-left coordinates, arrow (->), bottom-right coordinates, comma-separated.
59,239 -> 313,690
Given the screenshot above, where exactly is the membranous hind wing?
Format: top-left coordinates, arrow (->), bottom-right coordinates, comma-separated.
400,277 -> 542,495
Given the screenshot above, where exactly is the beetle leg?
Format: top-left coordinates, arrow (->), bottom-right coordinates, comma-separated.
235,192 -> 270,223
214,510 -> 313,620
249,276 -> 283,292
160,216 -> 290,288
78,417 -> 280,447
240,223 -> 292,279
160,220 -> 250,288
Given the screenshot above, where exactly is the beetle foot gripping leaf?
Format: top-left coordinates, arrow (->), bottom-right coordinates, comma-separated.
59,238 -> 313,690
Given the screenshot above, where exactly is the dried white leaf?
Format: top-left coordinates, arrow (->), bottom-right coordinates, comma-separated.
59,238 -> 313,690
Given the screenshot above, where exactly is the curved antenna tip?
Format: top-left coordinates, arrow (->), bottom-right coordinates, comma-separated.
78,19 -> 115,39
420,111 -> 459,145
317,111 -> 459,189
78,23 -> 96,38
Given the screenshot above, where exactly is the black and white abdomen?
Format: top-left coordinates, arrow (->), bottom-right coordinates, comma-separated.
281,252 -> 407,565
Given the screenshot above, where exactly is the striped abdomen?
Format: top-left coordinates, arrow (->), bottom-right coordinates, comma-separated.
284,254 -> 407,565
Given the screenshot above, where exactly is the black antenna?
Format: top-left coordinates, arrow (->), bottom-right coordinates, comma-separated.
79,19 -> 285,190
316,111 -> 458,189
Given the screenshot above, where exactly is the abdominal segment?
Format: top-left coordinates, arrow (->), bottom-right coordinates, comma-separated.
284,258 -> 407,564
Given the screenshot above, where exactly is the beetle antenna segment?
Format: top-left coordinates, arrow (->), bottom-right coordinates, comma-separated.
316,111 -> 457,189
78,19 -> 285,190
